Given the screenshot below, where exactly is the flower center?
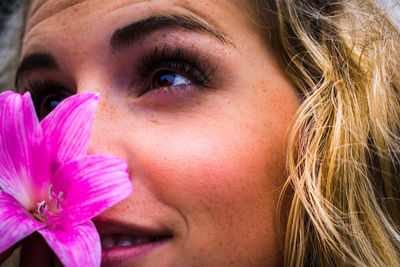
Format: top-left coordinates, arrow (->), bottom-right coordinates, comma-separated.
31,185 -> 65,228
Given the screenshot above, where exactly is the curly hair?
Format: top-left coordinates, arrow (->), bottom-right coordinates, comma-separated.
243,0 -> 400,266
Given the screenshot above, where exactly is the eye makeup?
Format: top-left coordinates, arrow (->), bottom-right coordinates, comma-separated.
25,80 -> 73,120
22,42 -> 219,117
135,44 -> 217,97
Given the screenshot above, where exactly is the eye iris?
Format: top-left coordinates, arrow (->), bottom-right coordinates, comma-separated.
152,70 -> 191,89
41,96 -> 61,117
49,99 -> 60,109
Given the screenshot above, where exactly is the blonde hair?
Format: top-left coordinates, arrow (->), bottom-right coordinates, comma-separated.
1,0 -> 399,266
246,0 -> 400,266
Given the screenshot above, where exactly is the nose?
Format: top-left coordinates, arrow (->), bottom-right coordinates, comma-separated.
74,75 -> 129,160
86,95 -> 129,161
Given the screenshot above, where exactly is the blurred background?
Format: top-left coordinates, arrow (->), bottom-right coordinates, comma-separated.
0,0 -> 18,31
0,0 -> 24,92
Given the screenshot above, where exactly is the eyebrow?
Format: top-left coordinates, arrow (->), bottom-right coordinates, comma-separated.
15,14 -> 234,87
15,53 -> 59,88
110,14 -> 234,50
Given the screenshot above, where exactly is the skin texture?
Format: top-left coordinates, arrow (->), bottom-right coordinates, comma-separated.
15,0 -> 300,266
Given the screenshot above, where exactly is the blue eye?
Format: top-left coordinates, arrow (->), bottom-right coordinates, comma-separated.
151,70 -> 191,90
26,81 -> 72,120
40,95 -> 62,117
49,99 -> 60,109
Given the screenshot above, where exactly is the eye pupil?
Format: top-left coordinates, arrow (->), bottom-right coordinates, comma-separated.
152,70 -> 191,89
49,99 -> 60,109
153,70 -> 176,88
39,95 -> 62,119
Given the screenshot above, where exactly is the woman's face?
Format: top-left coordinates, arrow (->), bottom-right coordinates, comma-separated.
19,0 -> 299,266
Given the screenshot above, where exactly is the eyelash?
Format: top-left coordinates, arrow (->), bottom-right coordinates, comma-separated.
24,45 -> 217,117
26,81 -> 72,120
136,45 -> 217,93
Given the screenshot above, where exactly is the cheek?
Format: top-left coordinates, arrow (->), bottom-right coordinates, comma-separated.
136,119 -> 284,204
128,114 -> 287,261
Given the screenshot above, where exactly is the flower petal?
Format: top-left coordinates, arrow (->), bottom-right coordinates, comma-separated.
0,191 -> 45,253
38,220 -> 101,267
52,155 -> 132,225
41,93 -> 99,169
0,91 -> 48,208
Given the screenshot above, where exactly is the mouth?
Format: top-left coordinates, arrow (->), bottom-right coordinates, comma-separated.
100,234 -> 165,249
94,218 -> 172,266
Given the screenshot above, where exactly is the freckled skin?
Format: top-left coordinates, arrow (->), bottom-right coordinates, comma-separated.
22,0 -> 300,266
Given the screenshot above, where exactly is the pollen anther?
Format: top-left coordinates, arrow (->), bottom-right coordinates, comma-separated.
37,200 -> 47,218
33,186 -> 66,228
48,185 -> 53,202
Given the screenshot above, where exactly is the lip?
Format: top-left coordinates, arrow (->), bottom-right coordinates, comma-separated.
100,240 -> 169,267
93,217 -> 172,267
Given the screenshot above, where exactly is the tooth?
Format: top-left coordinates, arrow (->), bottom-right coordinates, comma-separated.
134,237 -> 152,246
117,235 -> 135,247
101,235 -> 115,249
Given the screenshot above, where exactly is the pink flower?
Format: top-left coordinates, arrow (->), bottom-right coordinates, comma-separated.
0,91 -> 133,266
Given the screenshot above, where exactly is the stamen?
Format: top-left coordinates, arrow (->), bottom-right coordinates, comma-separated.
48,185 -> 53,202
37,200 -> 47,218
52,191 -> 65,210
42,208 -> 56,227
58,192 -> 64,201
59,192 -> 64,208
32,186 -> 66,228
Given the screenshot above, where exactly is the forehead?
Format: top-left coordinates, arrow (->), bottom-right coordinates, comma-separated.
29,0 -> 87,14
26,0 -> 247,31
22,0 -> 252,56
27,0 -> 87,28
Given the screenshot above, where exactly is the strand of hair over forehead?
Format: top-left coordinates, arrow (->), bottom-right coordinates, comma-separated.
244,0 -> 400,266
